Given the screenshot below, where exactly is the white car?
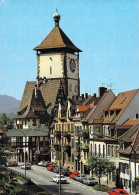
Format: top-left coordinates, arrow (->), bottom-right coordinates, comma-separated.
52,174 -> 67,184
21,163 -> 31,170
38,161 -> 44,166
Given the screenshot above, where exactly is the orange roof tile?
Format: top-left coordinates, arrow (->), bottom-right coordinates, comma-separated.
77,105 -> 90,112
123,118 -> 139,126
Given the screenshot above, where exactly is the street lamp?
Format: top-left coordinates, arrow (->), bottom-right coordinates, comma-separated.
59,137 -> 61,195
19,129 -> 30,178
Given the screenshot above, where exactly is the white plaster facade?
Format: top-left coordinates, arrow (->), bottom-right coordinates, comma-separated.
39,53 -> 64,78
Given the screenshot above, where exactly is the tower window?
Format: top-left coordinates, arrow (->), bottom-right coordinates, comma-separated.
75,85 -> 77,92
50,66 -> 52,74
69,84 -> 72,91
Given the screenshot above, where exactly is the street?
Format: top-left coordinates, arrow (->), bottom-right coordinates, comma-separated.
9,165 -> 108,195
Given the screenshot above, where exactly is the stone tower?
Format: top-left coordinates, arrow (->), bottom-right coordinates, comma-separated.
34,9 -> 82,98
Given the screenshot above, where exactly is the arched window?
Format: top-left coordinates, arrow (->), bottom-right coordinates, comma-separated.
99,144 -> 101,157
50,66 -> 52,74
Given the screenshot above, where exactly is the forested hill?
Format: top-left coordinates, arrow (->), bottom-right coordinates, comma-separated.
0,95 -> 20,114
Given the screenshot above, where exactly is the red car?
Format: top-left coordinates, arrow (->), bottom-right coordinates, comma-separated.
69,171 -> 80,179
108,188 -> 129,195
8,161 -> 18,167
47,164 -> 56,171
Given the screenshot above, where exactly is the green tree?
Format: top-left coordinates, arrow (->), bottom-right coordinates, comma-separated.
87,155 -> 116,185
0,113 -> 13,129
0,135 -> 11,167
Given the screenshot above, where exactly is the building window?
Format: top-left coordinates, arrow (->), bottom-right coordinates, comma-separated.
108,145 -> 110,156
95,144 -> 97,155
71,139 -> 74,148
99,144 -> 101,157
103,145 -> 105,158
75,85 -> 77,92
72,154 -> 74,162
50,66 -> 52,74
71,124 -> 74,131
111,145 -> 114,157
91,144 -> 92,156
33,119 -> 36,126
68,124 -> 70,131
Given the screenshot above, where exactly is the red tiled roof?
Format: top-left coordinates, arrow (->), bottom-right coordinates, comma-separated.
123,118 -> 139,126
77,105 -> 90,112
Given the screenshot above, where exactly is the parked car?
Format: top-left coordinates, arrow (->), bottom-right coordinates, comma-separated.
8,161 -> 18,167
69,171 -> 80,179
81,177 -> 98,185
21,163 -> 31,170
74,174 -> 86,182
53,166 -> 66,175
64,168 -> 72,176
52,174 -> 67,184
41,161 -> 52,167
38,160 -> 45,166
47,164 -> 56,171
108,188 -> 129,195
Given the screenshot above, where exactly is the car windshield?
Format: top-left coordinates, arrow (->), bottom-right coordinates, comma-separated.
87,177 -> 95,180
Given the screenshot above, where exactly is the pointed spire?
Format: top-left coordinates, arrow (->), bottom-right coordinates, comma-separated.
53,9 -> 61,27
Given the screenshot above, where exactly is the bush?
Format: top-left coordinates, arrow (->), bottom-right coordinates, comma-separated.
93,184 -> 112,192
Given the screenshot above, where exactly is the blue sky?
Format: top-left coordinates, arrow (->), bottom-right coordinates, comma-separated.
0,0 -> 139,100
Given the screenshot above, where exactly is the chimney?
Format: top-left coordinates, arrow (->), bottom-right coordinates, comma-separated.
71,96 -> 74,100
85,93 -> 88,100
135,113 -> 139,119
98,87 -> 107,97
81,94 -> 84,100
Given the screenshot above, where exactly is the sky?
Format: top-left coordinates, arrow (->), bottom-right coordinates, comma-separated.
0,0 -> 139,100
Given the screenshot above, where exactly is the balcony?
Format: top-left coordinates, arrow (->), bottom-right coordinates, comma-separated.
63,132 -> 70,141
80,143 -> 89,151
55,130 -> 61,139
63,145 -> 71,156
79,129 -> 89,139
53,143 -> 60,151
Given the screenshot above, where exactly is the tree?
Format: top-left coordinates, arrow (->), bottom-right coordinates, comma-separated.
87,155 -> 116,185
0,134 -> 11,167
0,113 -> 13,129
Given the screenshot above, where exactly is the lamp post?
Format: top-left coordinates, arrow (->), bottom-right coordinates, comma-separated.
59,137 -> 61,195
19,129 -> 32,178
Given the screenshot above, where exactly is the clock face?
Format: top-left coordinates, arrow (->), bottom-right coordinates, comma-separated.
69,58 -> 76,72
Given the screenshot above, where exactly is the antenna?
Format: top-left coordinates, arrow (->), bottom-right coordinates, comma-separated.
107,83 -> 116,89
102,82 -> 105,87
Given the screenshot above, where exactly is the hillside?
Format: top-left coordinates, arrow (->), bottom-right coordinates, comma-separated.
0,95 -> 20,114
